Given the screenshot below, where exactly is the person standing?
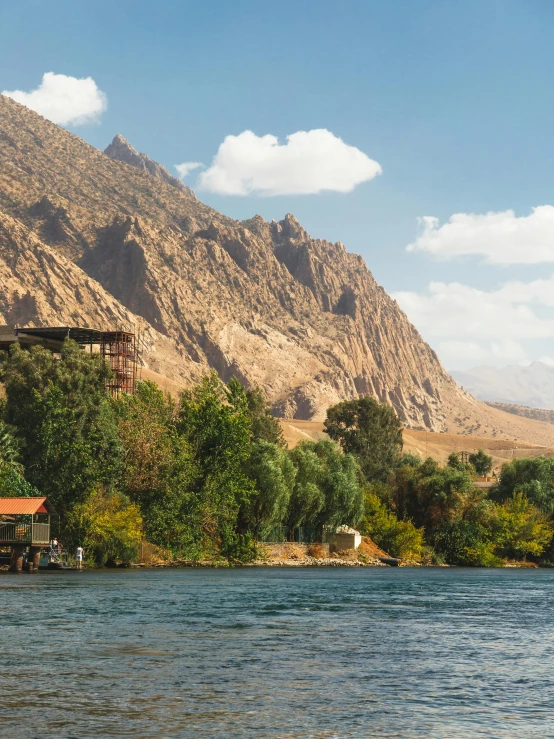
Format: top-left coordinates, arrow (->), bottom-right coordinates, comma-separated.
76,545 -> 84,569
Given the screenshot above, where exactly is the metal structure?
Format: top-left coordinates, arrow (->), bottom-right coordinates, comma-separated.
100,331 -> 137,395
1,325 -> 139,396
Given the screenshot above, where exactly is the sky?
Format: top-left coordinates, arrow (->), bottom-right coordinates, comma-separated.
2,0 -> 554,371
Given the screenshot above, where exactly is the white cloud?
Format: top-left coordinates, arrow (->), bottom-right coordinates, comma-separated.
437,340 -> 527,365
175,161 -> 204,179
393,278 -> 554,368
538,356 -> 554,367
407,206 -> 554,264
196,128 -> 382,196
2,72 -> 107,126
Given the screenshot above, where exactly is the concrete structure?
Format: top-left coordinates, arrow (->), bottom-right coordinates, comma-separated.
330,526 -> 362,552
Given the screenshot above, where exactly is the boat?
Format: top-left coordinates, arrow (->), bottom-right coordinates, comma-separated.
379,556 -> 402,567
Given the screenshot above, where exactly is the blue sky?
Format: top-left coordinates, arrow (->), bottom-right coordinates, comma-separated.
2,0 -> 554,370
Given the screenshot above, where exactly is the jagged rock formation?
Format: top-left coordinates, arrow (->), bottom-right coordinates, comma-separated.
1,93 -> 554,444
104,134 -> 195,197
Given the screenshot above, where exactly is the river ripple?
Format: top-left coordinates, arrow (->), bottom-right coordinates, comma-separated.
0,567 -> 553,738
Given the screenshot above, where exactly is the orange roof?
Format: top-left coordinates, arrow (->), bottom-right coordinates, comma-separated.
0,497 -> 55,515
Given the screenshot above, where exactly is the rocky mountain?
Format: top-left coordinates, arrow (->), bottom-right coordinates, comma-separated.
452,362 -> 554,411
1,93 -> 554,444
104,134 -> 195,197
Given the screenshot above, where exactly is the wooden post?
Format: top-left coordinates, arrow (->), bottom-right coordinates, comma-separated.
9,544 -> 24,572
29,546 -> 41,572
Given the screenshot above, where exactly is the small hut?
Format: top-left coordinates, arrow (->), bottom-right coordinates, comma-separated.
0,498 -> 56,572
330,525 -> 362,552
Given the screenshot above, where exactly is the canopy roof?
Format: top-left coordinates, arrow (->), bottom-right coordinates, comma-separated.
0,497 -> 56,515
16,327 -> 134,344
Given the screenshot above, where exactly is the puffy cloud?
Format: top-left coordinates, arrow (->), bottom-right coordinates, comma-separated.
2,72 -> 107,126
393,278 -> 554,368
407,206 -> 554,264
175,161 -> 203,179
196,128 -> 382,196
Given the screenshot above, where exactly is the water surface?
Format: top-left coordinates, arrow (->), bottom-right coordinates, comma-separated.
1,567 -> 552,738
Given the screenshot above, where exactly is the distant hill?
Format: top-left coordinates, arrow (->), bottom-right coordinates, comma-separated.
451,362 -> 554,411
485,402 -> 554,426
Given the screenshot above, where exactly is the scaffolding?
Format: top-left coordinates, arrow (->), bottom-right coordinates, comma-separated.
100,331 -> 137,396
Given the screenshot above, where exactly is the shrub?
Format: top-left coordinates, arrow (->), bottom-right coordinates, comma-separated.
361,491 -> 424,559
307,542 -> 327,559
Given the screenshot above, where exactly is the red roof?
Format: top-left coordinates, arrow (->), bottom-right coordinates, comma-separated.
0,497 -> 55,515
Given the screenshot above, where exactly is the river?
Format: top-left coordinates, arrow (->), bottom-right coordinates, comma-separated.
1,567 -> 552,738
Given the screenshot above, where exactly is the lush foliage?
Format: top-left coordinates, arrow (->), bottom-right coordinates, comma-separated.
66,488 -> 143,565
243,441 -> 295,538
1,343 -> 122,514
361,490 -> 424,559
246,387 -> 286,447
469,449 -> 493,477
2,339 -> 554,566
324,397 -> 403,482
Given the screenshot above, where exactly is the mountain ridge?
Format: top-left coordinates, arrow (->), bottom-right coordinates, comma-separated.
2,93 -> 554,445
451,362 -> 554,411
104,133 -> 196,198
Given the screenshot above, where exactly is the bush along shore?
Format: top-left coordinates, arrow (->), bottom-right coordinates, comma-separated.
1,339 -> 554,568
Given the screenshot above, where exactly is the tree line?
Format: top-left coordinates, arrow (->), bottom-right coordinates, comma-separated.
1,340 -> 553,566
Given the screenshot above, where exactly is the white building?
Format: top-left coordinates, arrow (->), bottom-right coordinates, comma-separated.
330,525 -> 362,551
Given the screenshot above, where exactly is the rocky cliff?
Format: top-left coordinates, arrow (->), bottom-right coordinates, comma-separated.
1,93 -> 553,444
104,134 -> 195,198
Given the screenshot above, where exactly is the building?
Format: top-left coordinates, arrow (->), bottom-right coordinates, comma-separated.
0,325 -> 138,395
0,497 -> 56,572
330,525 -> 362,552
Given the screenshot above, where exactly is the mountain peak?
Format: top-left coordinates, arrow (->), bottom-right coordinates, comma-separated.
104,134 -> 195,198
106,133 -> 138,155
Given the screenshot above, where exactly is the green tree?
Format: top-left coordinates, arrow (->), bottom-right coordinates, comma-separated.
114,381 -> 199,555
246,387 -> 286,447
285,442 -> 325,530
177,374 -> 255,559
0,418 -> 35,496
432,520 -> 499,567
398,453 -> 422,469
66,487 -> 144,565
361,490 -> 424,559
324,397 -> 403,482
0,420 -> 22,468
491,492 -> 553,561
0,342 -> 122,515
243,441 -> 295,538
492,457 -> 554,514
447,452 -> 463,469
469,449 -> 493,477
286,440 -> 363,537
0,465 -> 40,498
410,463 -> 477,530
